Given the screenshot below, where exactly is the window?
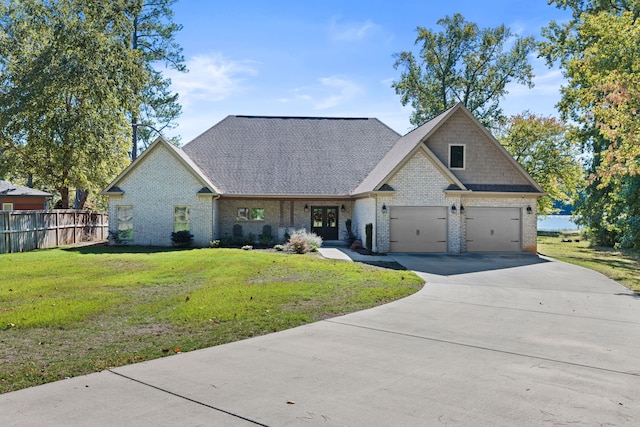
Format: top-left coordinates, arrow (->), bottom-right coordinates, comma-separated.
237,207 -> 249,220
250,208 -> 264,221
116,205 -> 134,239
2,203 -> 13,211
449,145 -> 465,169
237,207 -> 264,221
174,206 -> 190,232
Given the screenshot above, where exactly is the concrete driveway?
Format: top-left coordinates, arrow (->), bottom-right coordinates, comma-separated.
1,253 -> 639,426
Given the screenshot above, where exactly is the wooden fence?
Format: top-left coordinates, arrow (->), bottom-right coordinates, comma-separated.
0,210 -> 108,254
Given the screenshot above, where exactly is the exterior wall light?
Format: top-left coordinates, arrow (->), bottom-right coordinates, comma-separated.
304,204 -> 309,212
526,205 -> 533,214
341,204 -> 346,213
460,205 -> 465,213
381,203 -> 388,213
451,204 -> 457,213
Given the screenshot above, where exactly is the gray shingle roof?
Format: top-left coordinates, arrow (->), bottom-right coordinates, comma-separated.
0,180 -> 52,197
182,116 -> 401,196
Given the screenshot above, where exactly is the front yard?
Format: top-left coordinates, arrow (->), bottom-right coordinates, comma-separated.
0,245 -> 423,394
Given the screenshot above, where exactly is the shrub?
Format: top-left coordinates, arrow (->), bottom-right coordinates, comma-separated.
209,240 -> 221,248
365,223 -> 373,254
345,218 -> 356,245
241,245 -> 253,251
287,229 -> 323,254
171,230 -> 194,247
274,244 -> 286,251
259,225 -> 274,246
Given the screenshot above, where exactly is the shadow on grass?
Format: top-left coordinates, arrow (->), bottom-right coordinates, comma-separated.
62,243 -> 190,255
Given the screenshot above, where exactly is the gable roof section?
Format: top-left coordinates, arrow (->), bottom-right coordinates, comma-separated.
353,103 -> 544,195
440,104 -> 544,193
0,181 -> 52,197
181,116 -> 401,196
102,137 -> 219,195
352,105 -> 467,195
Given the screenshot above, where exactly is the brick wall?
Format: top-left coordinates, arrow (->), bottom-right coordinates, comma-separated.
107,143 -> 214,247
373,148 -> 538,253
376,149 -> 460,253
218,199 -> 353,244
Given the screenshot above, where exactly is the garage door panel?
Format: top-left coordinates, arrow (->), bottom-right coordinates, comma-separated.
466,207 -> 521,252
390,207 -> 447,253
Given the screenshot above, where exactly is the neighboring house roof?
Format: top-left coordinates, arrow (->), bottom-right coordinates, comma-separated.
181,116 -> 401,196
0,180 -> 52,197
103,137 -> 220,195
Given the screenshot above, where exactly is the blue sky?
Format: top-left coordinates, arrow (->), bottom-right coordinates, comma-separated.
163,0 -> 571,143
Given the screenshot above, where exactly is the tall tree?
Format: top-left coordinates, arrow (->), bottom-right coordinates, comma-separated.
540,1 -> 640,247
0,0 -> 148,208
392,13 -> 535,129
130,0 -> 186,159
499,113 -> 584,215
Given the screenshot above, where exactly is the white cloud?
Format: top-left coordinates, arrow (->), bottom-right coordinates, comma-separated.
329,18 -> 379,42
286,76 -> 363,110
165,54 -> 258,107
315,76 -> 363,109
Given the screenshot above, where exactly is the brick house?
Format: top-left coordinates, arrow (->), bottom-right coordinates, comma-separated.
103,103 -> 544,253
0,180 -> 53,211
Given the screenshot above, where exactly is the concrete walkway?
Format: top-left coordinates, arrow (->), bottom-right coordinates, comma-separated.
1,251 -> 639,426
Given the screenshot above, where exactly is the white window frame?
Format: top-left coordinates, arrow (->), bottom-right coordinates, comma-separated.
449,144 -> 466,170
116,205 -> 134,240
237,207 -> 249,221
174,206 -> 190,232
2,203 -> 13,211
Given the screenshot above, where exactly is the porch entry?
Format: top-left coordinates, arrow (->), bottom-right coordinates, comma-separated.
311,206 -> 339,240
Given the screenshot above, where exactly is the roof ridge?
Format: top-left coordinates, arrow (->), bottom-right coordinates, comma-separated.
232,115 -> 372,120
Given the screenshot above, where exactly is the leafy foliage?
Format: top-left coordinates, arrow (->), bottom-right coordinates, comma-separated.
499,113 -> 585,214
170,230 -> 193,247
540,1 -> 640,248
0,0 -> 148,208
130,0 -> 186,157
392,13 -> 535,129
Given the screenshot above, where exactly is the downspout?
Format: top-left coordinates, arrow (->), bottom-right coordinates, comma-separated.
212,195 -> 220,242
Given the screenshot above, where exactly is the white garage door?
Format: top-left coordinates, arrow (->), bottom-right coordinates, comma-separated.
389,206 -> 447,252
466,207 -> 521,252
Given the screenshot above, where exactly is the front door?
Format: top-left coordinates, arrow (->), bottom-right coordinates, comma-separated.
311,206 -> 339,240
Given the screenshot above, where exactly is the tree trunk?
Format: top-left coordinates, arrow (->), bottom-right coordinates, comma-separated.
77,189 -> 89,210
59,187 -> 69,209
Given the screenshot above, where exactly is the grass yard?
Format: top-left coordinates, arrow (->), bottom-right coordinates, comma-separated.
0,245 -> 423,394
537,235 -> 640,292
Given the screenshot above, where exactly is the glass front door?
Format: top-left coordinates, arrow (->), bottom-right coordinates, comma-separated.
310,206 -> 339,240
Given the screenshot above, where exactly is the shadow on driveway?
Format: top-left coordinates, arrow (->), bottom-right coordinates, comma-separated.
389,252 -> 549,276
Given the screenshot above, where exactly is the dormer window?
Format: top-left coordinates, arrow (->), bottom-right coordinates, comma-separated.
449,144 -> 465,169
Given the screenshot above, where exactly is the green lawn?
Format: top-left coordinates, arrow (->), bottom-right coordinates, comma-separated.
0,245 -> 423,394
537,235 -> 640,292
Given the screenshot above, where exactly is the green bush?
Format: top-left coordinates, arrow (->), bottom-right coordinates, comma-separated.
171,230 -> 194,247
